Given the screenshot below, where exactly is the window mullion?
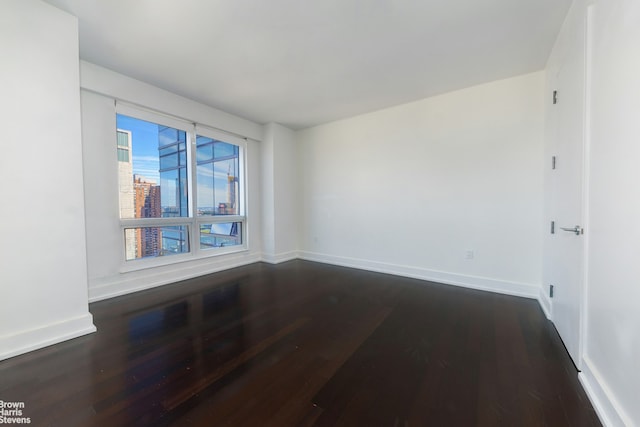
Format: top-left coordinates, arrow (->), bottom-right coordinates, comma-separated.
121,217 -> 189,227
239,145 -> 247,218
196,215 -> 245,223
188,127 -> 198,256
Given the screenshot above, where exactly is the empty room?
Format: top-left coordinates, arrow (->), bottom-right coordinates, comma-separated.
1,0 -> 638,425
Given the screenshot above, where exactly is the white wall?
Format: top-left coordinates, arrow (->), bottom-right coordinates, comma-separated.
297,72 -> 545,297
0,0 -> 95,361
262,123 -> 299,263
579,1 -> 640,425
80,63 -> 264,302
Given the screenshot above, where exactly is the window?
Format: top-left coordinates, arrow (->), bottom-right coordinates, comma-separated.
116,107 -> 246,265
117,130 -> 131,162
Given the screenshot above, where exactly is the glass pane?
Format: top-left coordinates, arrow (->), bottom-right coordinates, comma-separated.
158,126 -> 186,148
117,114 -> 188,219
124,226 -> 189,261
196,136 -> 240,216
196,136 -> 214,162
179,167 -> 188,215
117,130 -> 130,147
159,169 -> 188,217
159,145 -> 178,156
214,141 -> 238,159
199,222 -> 242,249
117,148 -> 129,162
160,152 -> 178,169
196,163 -> 214,216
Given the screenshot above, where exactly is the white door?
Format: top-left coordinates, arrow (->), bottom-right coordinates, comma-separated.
546,14 -> 588,367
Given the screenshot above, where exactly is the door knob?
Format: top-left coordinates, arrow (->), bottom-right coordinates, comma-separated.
560,225 -> 582,235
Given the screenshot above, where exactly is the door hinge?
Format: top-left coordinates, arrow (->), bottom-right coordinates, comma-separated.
550,221 -> 555,234
550,285 -> 554,298
552,156 -> 557,170
553,90 -> 558,104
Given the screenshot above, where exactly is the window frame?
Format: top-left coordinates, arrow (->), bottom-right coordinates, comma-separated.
116,103 -> 248,272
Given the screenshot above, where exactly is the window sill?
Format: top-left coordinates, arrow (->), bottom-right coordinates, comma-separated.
118,245 -> 249,274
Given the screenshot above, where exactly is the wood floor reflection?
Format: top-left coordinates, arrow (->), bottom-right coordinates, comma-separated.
0,260 -> 601,426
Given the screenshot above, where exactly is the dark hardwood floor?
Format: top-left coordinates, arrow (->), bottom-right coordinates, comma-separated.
0,260 -> 600,426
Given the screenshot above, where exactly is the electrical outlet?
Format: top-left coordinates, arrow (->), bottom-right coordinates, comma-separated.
465,250 -> 474,260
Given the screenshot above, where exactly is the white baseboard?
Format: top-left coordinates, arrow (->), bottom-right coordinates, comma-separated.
90,249 -> 542,303
261,251 -> 299,264
0,313 -> 96,362
579,357 -> 630,427
89,252 -> 262,302
298,251 -> 540,299
538,287 -> 553,320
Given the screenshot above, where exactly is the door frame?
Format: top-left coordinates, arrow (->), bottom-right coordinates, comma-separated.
574,2 -> 595,372
544,3 -> 594,371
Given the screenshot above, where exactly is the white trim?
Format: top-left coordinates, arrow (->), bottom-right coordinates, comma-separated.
94,250 -> 548,305
579,357 -> 630,427
119,245 -> 249,273
195,124 -> 251,148
120,217 -> 196,228
261,251 -> 300,264
117,101 -> 193,132
90,252 -> 261,302
0,314 -> 96,362
538,287 -> 553,320
298,251 -> 540,299
579,1 -> 595,375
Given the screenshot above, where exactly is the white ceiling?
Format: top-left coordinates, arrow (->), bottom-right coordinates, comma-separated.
44,0 -> 571,130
